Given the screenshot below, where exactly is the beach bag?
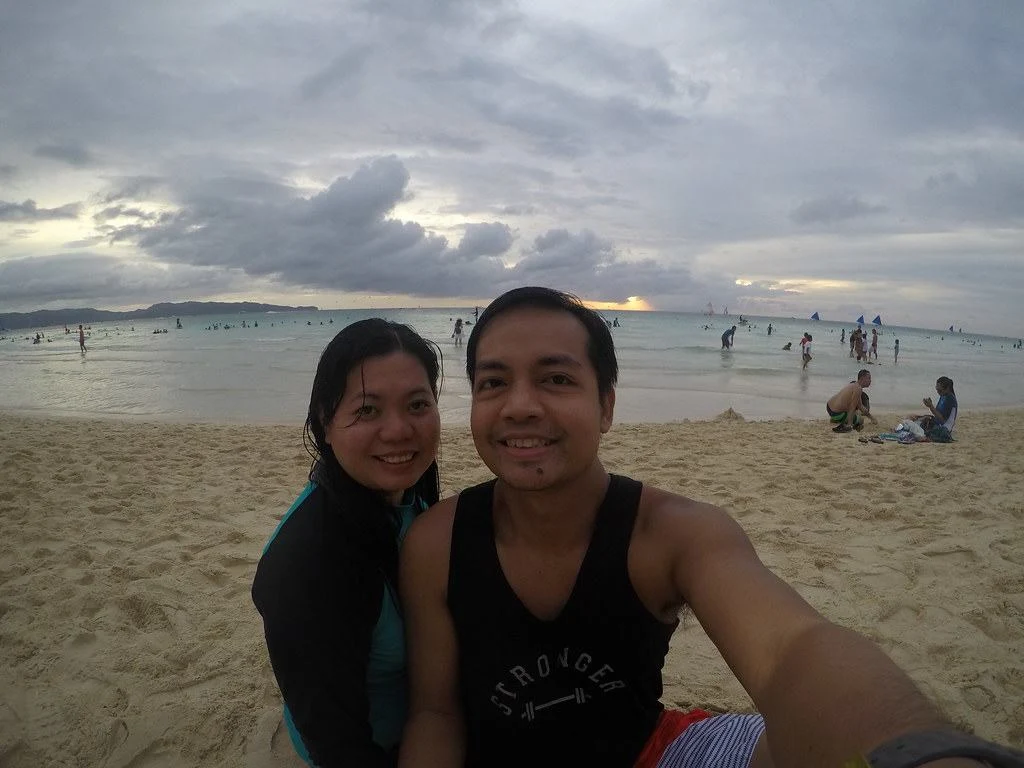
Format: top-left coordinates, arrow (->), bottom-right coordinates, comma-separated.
895,420 -> 926,438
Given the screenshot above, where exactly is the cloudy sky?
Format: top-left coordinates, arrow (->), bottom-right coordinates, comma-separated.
1,0 -> 1022,334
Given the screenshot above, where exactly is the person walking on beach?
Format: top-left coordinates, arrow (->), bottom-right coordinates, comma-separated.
397,287 -> 1024,768
721,325 -> 736,349
78,324 -> 87,353
870,328 -> 879,360
253,318 -> 442,767
840,328 -> 845,345
452,318 -> 464,347
767,323 -> 773,336
826,369 -> 875,432
894,338 -> 900,365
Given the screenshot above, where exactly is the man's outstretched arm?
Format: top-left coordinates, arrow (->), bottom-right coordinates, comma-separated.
667,499 -> 990,767
398,499 -> 465,768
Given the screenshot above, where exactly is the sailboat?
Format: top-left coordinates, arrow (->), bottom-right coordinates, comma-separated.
949,325 -> 955,333
810,312 -> 821,321
705,302 -> 715,316
856,315 -> 865,325
872,315 -> 882,326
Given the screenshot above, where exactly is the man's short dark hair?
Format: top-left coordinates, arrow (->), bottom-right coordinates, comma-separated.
466,286 -> 618,398
858,369 -> 871,379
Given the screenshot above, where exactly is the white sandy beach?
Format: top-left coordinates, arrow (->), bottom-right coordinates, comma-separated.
0,410 -> 1021,767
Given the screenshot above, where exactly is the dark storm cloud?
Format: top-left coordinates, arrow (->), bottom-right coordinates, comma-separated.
64,236 -> 110,248
910,157 -> 1024,226
298,45 -> 372,102
504,229 -> 700,304
107,157 -> 509,296
104,156 -> 700,303
0,252 -> 237,305
359,0 -> 508,25
0,199 -> 81,222
414,56 -> 685,158
33,143 -> 94,167
98,177 -> 166,205
454,222 -> 514,259
93,206 -> 157,223
790,194 -> 888,226
525,24 -> 708,103
821,3 -> 1024,135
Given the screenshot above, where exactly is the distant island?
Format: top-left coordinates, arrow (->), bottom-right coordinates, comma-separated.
0,301 -> 318,331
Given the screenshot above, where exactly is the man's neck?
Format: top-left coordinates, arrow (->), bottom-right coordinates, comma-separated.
493,462 -> 610,552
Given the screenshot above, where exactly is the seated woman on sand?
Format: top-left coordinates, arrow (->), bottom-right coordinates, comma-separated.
252,319 -> 442,767
909,376 -> 958,442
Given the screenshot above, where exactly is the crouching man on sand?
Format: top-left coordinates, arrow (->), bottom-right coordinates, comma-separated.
398,287 -> 1024,768
827,369 -> 876,433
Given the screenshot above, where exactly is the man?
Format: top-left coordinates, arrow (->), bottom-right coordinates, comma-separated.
721,325 -> 736,349
78,324 -> 87,353
826,369 -> 875,432
399,288 -> 1019,768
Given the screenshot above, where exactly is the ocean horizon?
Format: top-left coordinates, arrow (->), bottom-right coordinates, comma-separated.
2,307 -> 1022,426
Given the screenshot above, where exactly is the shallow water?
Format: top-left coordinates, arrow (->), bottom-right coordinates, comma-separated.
2,309 -> 1021,424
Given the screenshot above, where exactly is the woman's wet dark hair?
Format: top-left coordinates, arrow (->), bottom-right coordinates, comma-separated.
304,318 -> 441,586
466,287 -> 618,398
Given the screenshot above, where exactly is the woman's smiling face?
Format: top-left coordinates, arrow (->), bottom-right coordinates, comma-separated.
325,351 -> 440,504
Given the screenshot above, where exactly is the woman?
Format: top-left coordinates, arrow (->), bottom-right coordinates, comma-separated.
914,375 -> 958,441
253,319 -> 442,767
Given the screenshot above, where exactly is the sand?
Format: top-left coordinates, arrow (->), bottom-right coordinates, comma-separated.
0,410 -> 1022,767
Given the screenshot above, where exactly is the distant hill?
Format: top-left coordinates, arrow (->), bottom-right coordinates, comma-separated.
0,301 -> 318,331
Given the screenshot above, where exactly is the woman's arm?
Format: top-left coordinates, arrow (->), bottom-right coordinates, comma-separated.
253,494 -> 392,768
260,609 -> 392,767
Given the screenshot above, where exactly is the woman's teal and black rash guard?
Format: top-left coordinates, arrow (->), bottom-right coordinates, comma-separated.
252,483 -> 418,768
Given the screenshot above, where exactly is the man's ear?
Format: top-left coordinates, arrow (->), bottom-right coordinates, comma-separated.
600,388 -> 615,434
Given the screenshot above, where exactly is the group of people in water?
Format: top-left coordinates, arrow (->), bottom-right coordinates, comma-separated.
252,286 -> 1020,768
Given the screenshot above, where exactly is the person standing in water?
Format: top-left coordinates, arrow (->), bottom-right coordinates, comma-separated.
78,324 -> 87,353
721,325 -> 736,349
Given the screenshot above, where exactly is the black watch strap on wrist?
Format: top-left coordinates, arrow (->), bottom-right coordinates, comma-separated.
866,729 -> 1024,768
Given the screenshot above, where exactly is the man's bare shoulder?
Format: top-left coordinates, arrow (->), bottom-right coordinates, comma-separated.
637,484 -> 738,538
407,495 -> 458,553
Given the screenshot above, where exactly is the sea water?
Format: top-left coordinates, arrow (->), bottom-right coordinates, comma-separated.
1,309 -> 1021,425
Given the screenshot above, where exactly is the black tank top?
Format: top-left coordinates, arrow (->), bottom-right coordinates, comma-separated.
448,475 -> 676,767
